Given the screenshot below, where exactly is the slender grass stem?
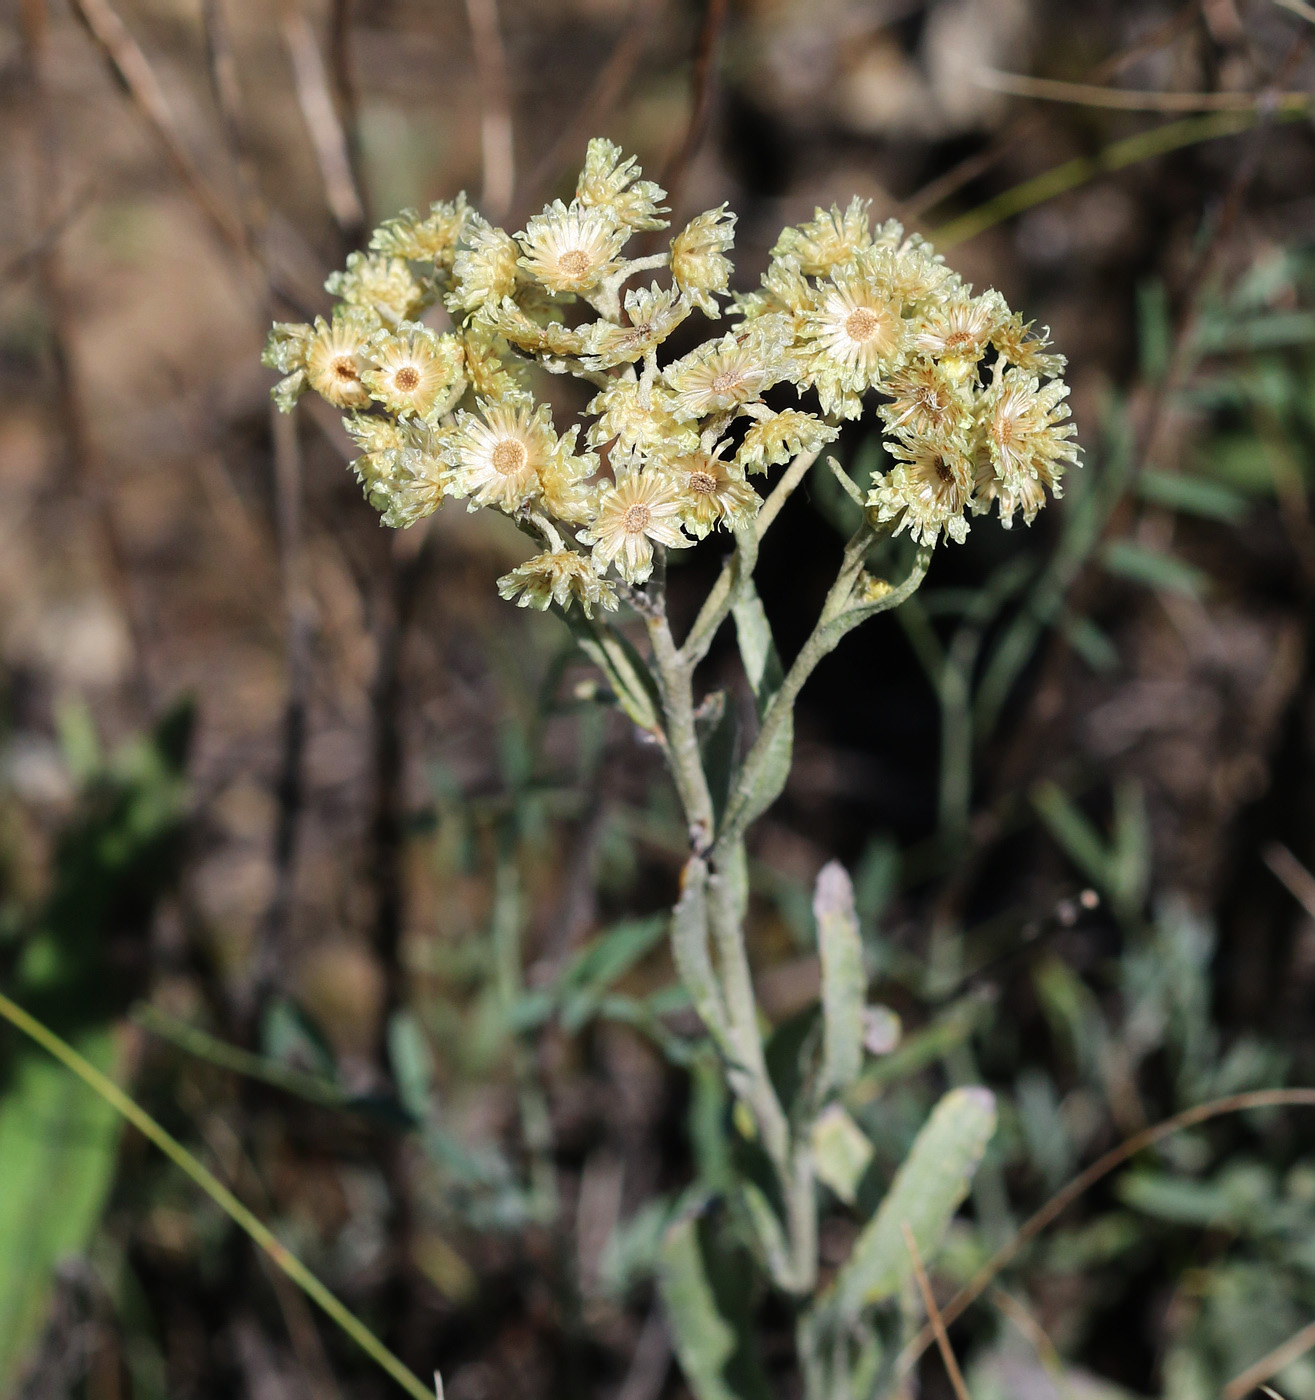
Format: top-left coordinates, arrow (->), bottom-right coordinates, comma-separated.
0,990 -> 435,1400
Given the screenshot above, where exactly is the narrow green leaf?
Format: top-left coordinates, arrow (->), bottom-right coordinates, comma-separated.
831,1087 -> 996,1320
814,861 -> 865,1096
670,859 -> 729,1049
386,1011 -> 434,1122
1136,469 -> 1248,522
0,1028 -> 122,1388
1032,781 -> 1112,893
559,915 -> 667,1031
658,1213 -> 771,1400
1102,540 -> 1207,598
732,579 -> 784,718
737,710 -> 793,830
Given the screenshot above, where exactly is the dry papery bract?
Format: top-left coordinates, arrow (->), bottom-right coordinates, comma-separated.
264,138 -> 1078,606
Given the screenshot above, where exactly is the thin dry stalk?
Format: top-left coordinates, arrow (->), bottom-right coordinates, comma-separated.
903,1222 -> 971,1400
328,0 -> 372,224
514,0 -> 663,219
660,0 -> 729,216
1264,843 -> 1315,920
978,69 -> 1310,113
1274,0 -> 1315,24
897,1088 -> 1315,1379
989,1288 -> 1066,1381
1225,1322 -> 1315,1400
66,0 -> 247,254
280,0 -> 366,239
464,0 -> 515,221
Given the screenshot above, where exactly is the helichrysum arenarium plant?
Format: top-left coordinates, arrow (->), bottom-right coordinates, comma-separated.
265,139 -> 1078,1400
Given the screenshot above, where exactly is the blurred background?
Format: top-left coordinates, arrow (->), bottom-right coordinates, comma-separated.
3,0 -> 1315,1397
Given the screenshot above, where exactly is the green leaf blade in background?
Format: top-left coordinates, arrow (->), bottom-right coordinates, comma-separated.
0,1026 -> 123,1389
814,861 -> 865,1098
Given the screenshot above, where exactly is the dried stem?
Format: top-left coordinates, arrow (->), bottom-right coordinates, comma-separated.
464,0 -> 516,221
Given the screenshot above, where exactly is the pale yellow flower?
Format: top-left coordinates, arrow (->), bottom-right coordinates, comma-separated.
913,290 -> 1008,374
734,410 -> 839,475
518,200 -> 627,295
450,215 -> 522,316
364,324 -> 465,417
370,194 -> 472,267
771,197 -> 872,277
305,309 -> 376,409
664,316 -> 793,421
583,284 -> 690,369
497,550 -> 618,616
878,363 -> 971,439
802,265 -> 908,417
975,368 -> 1078,523
581,470 -> 691,583
662,455 -> 759,539
868,434 -> 974,546
445,397 -> 559,513
586,376 -> 698,468
326,251 -> 429,325
991,312 -> 1067,378
671,206 -> 736,317
574,138 -> 668,232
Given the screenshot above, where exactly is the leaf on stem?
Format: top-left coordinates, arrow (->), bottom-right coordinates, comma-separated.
658,1212 -> 772,1400
670,858 -> 730,1049
830,1086 -> 996,1320
814,860 -> 866,1096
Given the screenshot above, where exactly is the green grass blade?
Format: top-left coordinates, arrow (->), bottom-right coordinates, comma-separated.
0,991 -> 433,1400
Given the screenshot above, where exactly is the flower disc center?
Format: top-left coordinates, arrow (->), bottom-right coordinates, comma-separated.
622,502 -> 652,533
332,356 -> 360,382
688,470 -> 717,495
394,365 -> 421,391
559,249 -> 591,280
492,439 -> 528,475
845,307 -> 884,343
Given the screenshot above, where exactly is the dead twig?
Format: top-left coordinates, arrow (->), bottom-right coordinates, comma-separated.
513,0 -> 663,220
66,0 -> 248,255
1225,1322 -> 1315,1400
281,0 -> 366,241
463,0 -> 515,221
1264,843 -> 1315,921
903,1222 -> 971,1400
328,0 -> 372,226
660,0 -> 729,216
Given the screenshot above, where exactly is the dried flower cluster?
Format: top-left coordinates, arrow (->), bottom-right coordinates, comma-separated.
264,140 -> 1077,612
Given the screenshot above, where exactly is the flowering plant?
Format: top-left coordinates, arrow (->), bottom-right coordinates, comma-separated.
265,138 -> 1077,1399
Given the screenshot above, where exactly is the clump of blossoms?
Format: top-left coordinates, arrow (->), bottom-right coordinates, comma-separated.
264,140 -> 1076,599
263,141 -> 1076,1397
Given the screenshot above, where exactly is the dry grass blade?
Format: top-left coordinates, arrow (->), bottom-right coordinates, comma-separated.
902,1221 -> 971,1400
0,190 -> 93,290
1264,843 -> 1315,920
661,0 -> 730,215
280,0 -> 365,237
1274,0 -> 1315,23
978,68 -> 1311,113
897,1089 -> 1315,1378
66,0 -> 247,254
1224,1322 -> 1315,1400
464,0 -> 515,220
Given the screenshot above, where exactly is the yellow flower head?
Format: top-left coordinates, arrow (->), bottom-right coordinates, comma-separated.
868,433 -> 975,546
326,251 -> 430,325
802,265 -> 908,417
364,324 -> 466,417
586,376 -> 699,469
574,138 -> 669,233
975,368 -> 1078,523
991,312 -> 1067,378
878,362 -> 971,440
580,469 -> 691,583
370,194 -> 472,268
497,550 -> 618,617
734,410 -> 839,475
518,200 -> 628,296
661,454 -> 760,539
671,206 -> 736,317
450,215 -> 522,316
771,197 -> 872,277
664,316 -> 794,422
913,290 -> 1008,376
306,308 -> 377,409
583,284 -> 690,370
445,396 -> 560,514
